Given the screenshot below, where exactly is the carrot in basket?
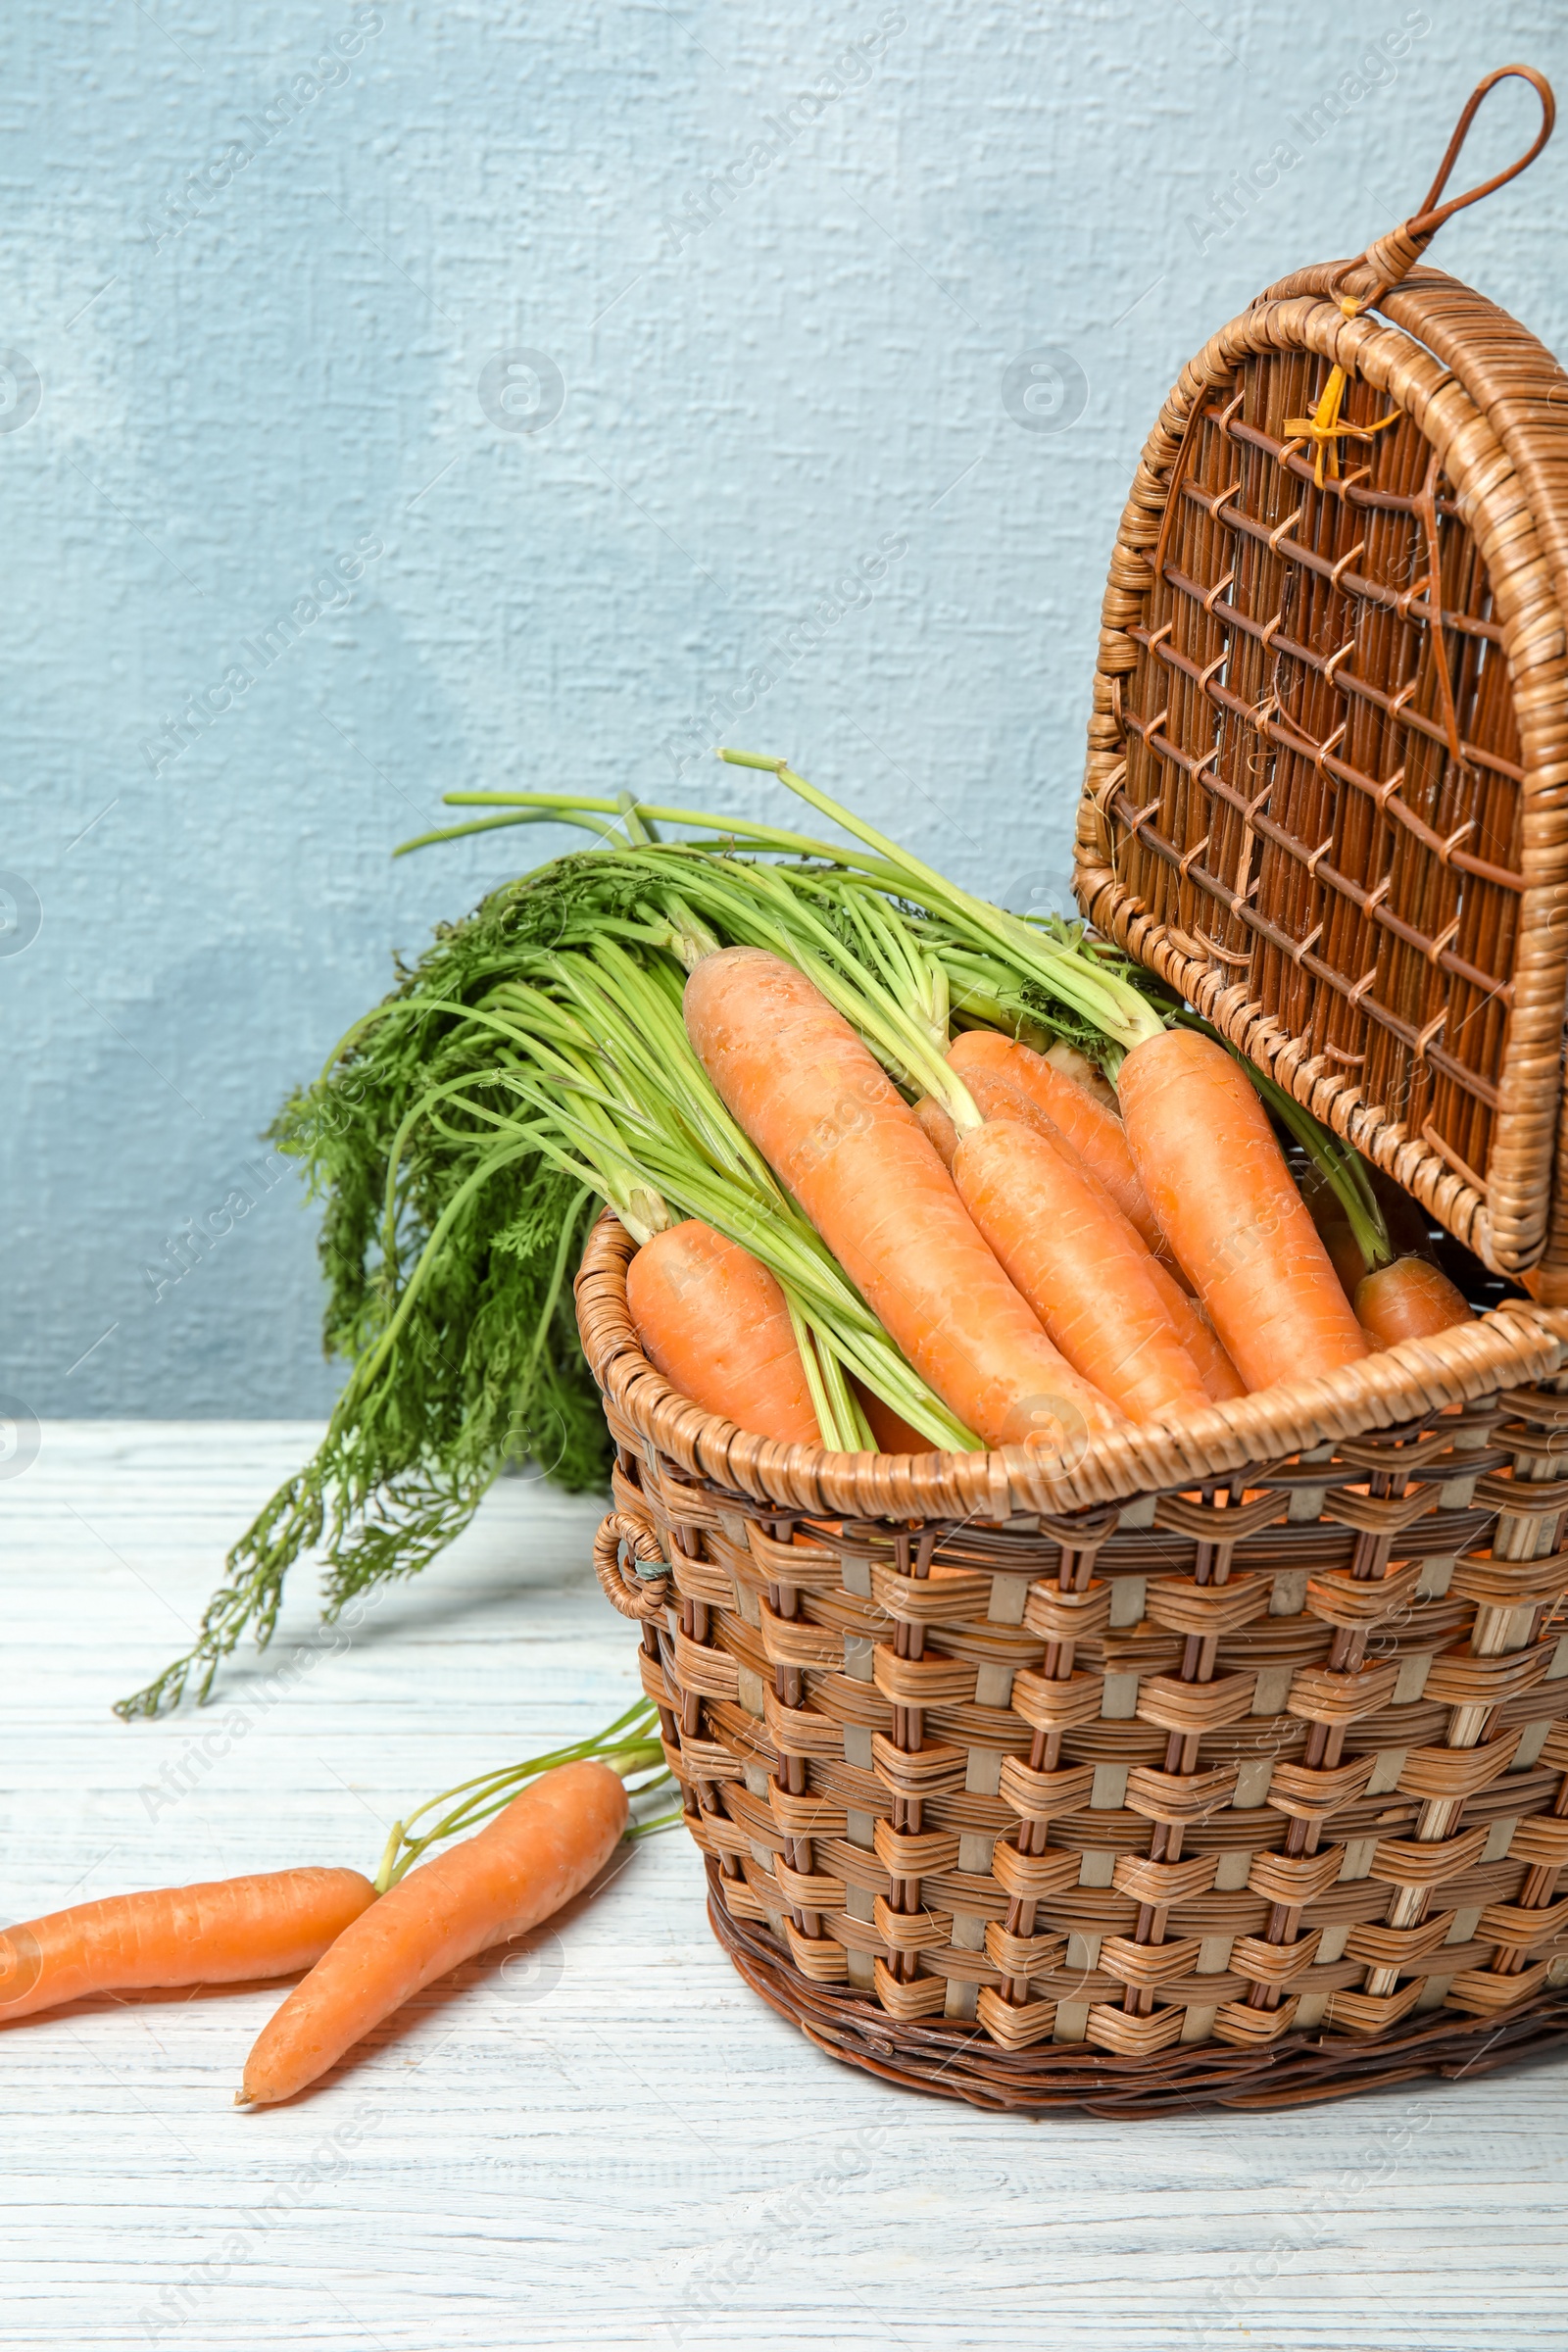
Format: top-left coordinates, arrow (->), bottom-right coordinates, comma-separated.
240,1760 -> 627,2105
1298,1159 -> 1373,1298
947,1027 -> 1167,1259
916,1089 -> 1243,1400
1355,1256 -> 1473,1349
853,1379 -> 936,1454
1142,1253 -> 1248,1400
1369,1161 -> 1442,1264
1293,1141 -> 1467,1348
912,1094 -> 959,1168
0,1869 -> 376,2023
952,1118 -> 1211,1421
683,949 -> 1120,1454
1037,1037 -> 1119,1112
626,1218 -> 820,1446
1116,1028 -> 1367,1390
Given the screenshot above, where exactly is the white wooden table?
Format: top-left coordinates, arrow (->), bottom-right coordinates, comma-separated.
6,1425 -> 1568,2351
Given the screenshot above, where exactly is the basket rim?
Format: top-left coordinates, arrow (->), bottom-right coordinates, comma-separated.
574,1208 -> 1568,1522
1073,262 -> 1568,1285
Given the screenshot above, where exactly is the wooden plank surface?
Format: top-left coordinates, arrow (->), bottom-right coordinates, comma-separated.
3,1423 -> 1567,2352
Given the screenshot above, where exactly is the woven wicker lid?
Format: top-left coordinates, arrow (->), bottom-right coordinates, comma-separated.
1074,67 -> 1568,1287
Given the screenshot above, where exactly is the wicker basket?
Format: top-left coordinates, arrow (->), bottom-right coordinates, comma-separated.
579,70 -> 1568,2116
583,1211 -> 1568,2114
1072,67 -> 1568,1295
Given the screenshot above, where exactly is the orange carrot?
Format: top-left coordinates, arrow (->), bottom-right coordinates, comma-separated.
953,1118 -> 1211,1421
948,1027 -> 1167,1259
0,1869 -> 375,2024
241,1760 -> 626,2105
1039,1037 -> 1119,1112
1355,1256 -> 1473,1349
1298,1161 -> 1371,1298
684,949 -> 1120,1454
919,1089 -> 1243,1399
1117,1029 -> 1367,1389
627,1218 -> 820,1445
951,1047 -> 1201,1292
1299,1156 -> 1457,1346
913,1095 -> 959,1168
1141,1256 -> 1247,1400
853,1379 -> 936,1454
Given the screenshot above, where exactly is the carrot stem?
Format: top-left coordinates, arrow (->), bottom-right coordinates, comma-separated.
373,1700 -> 669,1892
625,1806 -> 686,1840
785,1295 -> 851,1448
718,751 -> 1168,1052
423,790 -> 861,864
392,808 -> 630,857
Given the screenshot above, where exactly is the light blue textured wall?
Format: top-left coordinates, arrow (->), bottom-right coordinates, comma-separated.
6,1 -> 1567,1416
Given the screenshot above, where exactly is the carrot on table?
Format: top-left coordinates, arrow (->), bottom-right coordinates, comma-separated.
626,1218 -> 821,1446
0,1868 -> 376,2024
1116,1029 -> 1367,1390
1355,1256 -> 1473,1349
952,1117 -> 1211,1422
947,1027 -> 1168,1261
239,1760 -> 626,2106
683,949 -> 1120,1455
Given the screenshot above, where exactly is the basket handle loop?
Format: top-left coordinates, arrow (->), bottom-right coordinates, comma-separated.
1333,64 -> 1554,313
1409,63 -> 1554,237
594,1508 -> 672,1620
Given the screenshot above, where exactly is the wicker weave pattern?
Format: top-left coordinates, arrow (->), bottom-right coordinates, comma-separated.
579,1213 -> 1568,2109
1074,275 -> 1568,1282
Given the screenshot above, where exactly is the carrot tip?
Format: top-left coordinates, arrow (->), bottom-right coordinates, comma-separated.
233,2089 -> 255,2107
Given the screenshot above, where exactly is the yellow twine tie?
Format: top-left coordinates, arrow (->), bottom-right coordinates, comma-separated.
1284,300 -> 1400,489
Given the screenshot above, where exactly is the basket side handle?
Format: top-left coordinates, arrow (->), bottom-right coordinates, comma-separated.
1334,63 -> 1554,311
594,1508 -> 671,1620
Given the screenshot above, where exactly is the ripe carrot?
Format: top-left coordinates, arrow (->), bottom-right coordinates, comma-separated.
0,1868 -> 375,2024
626,1218 -> 820,1446
1298,1160 -> 1372,1298
1355,1256 -> 1473,1349
1142,1256 -> 1247,1400
948,1027 -> 1166,1259
853,1379 -> 935,1453
952,1118 -> 1212,1421
912,1094 -> 959,1168
683,949 -> 1120,1453
241,1759 -> 626,2105
1039,1037 -> 1119,1112
1117,1029 -> 1367,1390
918,1087 -> 1243,1400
